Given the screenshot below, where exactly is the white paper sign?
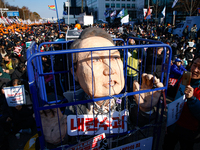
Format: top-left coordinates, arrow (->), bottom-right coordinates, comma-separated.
67,110 -> 129,136
4,85 -> 26,107
67,133 -> 106,150
111,137 -> 153,150
167,95 -> 185,127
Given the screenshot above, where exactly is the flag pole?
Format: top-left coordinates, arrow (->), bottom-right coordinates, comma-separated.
147,0 -> 149,25
54,0 -> 61,34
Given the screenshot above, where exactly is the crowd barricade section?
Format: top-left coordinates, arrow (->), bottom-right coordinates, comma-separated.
26,38 -> 172,150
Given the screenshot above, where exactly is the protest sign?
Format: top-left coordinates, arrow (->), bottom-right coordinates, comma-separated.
4,85 -> 26,107
111,137 -> 153,150
167,95 -> 185,127
67,133 -> 107,150
67,110 -> 129,136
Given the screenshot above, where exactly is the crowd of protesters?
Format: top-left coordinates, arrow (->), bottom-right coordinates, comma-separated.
0,21 -> 199,149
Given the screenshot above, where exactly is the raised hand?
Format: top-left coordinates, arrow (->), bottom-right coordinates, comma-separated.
133,73 -> 164,112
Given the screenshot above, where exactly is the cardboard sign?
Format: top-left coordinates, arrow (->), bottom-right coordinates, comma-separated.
67,133 -> 107,150
4,85 -> 26,107
111,137 -> 153,150
167,95 -> 185,127
67,110 -> 129,136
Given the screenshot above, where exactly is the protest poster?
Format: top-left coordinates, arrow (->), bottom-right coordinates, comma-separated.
110,137 -> 153,150
67,109 -> 129,136
4,85 -> 26,107
167,95 -> 185,127
67,133 -> 107,150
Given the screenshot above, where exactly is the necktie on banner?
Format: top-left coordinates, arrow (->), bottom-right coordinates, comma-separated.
172,0 -> 178,8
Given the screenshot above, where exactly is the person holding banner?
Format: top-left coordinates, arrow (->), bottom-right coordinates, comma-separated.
1,78 -> 34,134
163,55 -> 200,150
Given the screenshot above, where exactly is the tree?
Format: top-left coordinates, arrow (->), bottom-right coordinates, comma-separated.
176,0 -> 200,16
150,0 -> 165,19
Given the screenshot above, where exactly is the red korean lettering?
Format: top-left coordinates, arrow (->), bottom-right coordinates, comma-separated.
78,118 -> 85,131
92,138 -> 97,148
71,119 -> 77,130
112,117 -> 121,128
85,118 -> 97,131
83,145 -> 91,150
122,115 -> 125,129
136,143 -> 140,148
131,145 -> 134,149
94,117 -> 100,130
99,117 -> 110,130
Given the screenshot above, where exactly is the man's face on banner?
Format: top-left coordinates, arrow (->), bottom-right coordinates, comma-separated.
75,36 -> 124,98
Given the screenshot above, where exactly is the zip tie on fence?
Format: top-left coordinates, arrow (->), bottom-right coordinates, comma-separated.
28,81 -> 34,85
109,93 -> 128,147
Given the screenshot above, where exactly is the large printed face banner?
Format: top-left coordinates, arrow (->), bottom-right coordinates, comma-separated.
67,110 -> 129,136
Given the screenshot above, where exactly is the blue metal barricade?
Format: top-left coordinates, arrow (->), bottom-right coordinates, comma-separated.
27,38 -> 172,150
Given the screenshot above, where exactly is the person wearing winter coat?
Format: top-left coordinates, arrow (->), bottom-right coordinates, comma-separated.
169,58 -> 187,79
163,55 -> 200,150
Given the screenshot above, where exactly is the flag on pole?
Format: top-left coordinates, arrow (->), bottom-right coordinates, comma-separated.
16,17 -> 21,23
110,10 -> 116,17
1,16 -> 8,24
48,5 -> 56,11
172,0 -> 178,8
162,6 -> 166,18
121,14 -> 129,24
104,11 -> 109,18
143,8 -> 147,17
124,9 -> 128,17
117,9 -> 124,18
144,7 -> 151,20
6,17 -> 11,25
120,9 -> 129,23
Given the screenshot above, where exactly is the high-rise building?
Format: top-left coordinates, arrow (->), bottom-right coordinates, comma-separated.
65,0 -> 144,22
